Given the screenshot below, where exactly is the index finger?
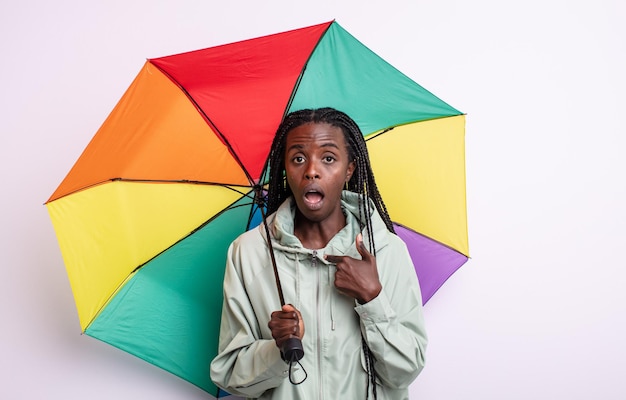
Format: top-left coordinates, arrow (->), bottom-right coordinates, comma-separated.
324,254 -> 345,264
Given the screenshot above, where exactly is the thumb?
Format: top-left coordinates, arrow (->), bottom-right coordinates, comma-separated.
355,233 -> 371,260
283,304 -> 302,320
282,304 -> 296,313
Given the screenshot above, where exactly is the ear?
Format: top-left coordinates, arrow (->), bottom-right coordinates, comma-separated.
346,160 -> 356,182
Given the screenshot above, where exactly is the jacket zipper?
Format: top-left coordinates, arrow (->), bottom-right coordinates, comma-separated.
312,250 -> 324,400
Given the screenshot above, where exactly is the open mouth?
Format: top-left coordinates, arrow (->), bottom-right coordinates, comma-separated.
304,190 -> 324,205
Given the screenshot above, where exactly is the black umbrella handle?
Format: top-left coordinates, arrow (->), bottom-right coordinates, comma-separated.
281,337 -> 305,361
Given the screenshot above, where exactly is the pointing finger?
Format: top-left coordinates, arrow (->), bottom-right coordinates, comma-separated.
324,254 -> 344,264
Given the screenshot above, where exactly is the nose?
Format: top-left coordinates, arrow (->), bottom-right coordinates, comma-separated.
304,160 -> 320,180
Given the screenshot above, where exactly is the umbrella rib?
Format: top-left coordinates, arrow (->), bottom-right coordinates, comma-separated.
128,196 -> 256,275
148,60 -> 256,186
47,178 -> 256,202
364,114 -> 467,142
109,178 -> 253,194
86,194 -> 247,330
365,126 -> 394,142
282,21 -> 334,119
80,187 -> 260,327
393,221 -> 469,258
256,21 -> 335,182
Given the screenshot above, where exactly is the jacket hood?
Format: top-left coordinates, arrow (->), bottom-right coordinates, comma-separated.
259,191 -> 392,260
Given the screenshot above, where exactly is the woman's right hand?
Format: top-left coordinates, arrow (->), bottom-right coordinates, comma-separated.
268,304 -> 305,349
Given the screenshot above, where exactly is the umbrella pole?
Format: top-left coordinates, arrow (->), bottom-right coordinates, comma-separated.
254,186 -> 305,369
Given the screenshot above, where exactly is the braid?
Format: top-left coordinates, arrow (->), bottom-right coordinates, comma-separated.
265,109 -> 313,214
263,107 -> 393,400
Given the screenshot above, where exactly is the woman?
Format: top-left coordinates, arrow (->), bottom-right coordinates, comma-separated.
210,108 -> 427,399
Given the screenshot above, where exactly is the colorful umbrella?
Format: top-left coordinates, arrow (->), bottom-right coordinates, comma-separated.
46,20 -> 468,397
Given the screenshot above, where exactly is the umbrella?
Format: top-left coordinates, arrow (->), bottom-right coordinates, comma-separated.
45,20 -> 468,397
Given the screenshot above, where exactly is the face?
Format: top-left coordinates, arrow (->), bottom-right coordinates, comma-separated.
284,122 -> 355,225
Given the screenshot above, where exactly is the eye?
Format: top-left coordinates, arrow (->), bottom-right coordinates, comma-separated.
292,156 -> 305,164
322,155 -> 336,163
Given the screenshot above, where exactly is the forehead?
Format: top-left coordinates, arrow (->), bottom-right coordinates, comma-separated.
285,122 -> 347,149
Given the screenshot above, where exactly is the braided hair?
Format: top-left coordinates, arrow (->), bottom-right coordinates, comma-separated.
265,107 -> 394,237
263,107 -> 394,399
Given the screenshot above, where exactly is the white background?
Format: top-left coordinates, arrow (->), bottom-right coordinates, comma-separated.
2,1 -> 625,398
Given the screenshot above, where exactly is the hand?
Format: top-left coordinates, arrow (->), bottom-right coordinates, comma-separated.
268,304 -> 305,349
325,233 -> 382,303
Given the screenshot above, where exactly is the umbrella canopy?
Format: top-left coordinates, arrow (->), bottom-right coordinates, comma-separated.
46,20 -> 468,397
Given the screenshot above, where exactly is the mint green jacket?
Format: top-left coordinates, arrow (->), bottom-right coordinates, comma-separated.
210,192 -> 427,399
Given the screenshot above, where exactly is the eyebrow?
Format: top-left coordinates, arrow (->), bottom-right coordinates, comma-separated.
286,142 -> 341,152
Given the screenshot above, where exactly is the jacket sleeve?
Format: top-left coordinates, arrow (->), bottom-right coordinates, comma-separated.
210,241 -> 289,398
354,234 -> 428,389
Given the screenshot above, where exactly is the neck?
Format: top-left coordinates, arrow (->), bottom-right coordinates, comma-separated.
293,209 -> 346,249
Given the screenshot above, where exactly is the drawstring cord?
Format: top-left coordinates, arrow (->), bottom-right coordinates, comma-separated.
295,253 -> 301,311
328,265 -> 336,330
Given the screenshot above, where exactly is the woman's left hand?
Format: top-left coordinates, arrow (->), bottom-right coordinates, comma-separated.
325,233 -> 382,303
